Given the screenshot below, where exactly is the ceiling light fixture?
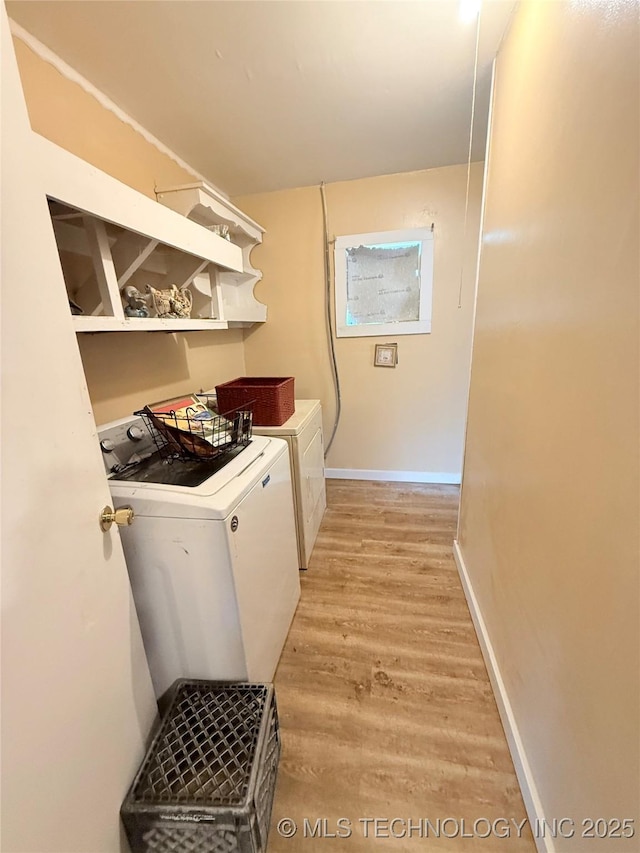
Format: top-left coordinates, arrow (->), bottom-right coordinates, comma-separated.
459,0 -> 482,24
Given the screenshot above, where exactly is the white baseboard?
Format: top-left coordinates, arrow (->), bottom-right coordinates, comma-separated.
453,540 -> 554,853
325,468 -> 461,485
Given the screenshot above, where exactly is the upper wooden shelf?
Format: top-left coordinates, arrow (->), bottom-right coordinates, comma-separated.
156,181 -> 267,325
37,134 -> 267,331
34,134 -> 243,274
156,181 -> 264,248
72,316 -> 228,333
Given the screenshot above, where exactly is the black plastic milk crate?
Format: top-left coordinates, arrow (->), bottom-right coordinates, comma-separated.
121,680 -> 280,853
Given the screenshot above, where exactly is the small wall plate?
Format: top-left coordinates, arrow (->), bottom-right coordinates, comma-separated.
374,343 -> 398,368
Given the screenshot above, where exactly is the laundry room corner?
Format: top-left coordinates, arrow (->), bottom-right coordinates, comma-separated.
4,1 -> 637,850
235,163 -> 484,482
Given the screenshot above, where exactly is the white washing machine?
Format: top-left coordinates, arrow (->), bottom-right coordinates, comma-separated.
98,415 -> 300,700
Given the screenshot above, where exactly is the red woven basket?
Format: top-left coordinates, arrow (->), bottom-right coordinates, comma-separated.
215,377 -> 295,426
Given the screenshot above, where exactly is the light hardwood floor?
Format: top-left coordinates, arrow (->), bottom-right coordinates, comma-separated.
269,480 -> 536,852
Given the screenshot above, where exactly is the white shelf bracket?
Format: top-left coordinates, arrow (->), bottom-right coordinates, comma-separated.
111,233 -> 160,288
83,216 -> 125,320
160,254 -> 209,290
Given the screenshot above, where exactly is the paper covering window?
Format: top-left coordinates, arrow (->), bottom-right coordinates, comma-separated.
334,228 -> 433,337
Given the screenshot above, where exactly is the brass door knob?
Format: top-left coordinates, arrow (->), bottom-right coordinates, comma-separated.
100,505 -> 135,532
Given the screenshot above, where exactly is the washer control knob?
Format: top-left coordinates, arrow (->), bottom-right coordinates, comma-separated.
127,426 -> 145,441
100,439 -> 115,454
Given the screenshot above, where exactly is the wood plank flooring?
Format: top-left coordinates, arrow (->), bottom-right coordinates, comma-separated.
269,480 -> 536,852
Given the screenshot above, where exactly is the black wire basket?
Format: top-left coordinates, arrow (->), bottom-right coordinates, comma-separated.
134,394 -> 253,463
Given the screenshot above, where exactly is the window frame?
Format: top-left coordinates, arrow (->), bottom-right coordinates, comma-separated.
334,227 -> 434,338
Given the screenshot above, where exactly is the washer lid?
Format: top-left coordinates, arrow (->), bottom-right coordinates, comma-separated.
107,435 -> 288,519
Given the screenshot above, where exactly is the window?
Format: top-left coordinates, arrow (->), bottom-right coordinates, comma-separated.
334,227 -> 433,338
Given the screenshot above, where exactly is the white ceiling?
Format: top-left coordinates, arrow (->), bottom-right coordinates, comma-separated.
7,0 -> 515,197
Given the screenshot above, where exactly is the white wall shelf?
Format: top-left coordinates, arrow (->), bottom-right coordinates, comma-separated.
37,135 -> 266,332
156,182 -> 267,325
73,316 -> 229,333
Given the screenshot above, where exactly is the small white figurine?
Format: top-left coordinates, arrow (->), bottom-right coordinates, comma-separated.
123,285 -> 150,318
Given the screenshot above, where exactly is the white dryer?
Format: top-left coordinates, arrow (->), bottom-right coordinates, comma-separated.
98,415 -> 300,700
252,400 -> 327,569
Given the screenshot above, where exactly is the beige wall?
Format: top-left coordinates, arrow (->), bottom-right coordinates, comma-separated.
13,34 -> 246,423
80,330 -> 246,425
236,163 -> 482,475
458,0 -> 639,843
13,36 -> 196,198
